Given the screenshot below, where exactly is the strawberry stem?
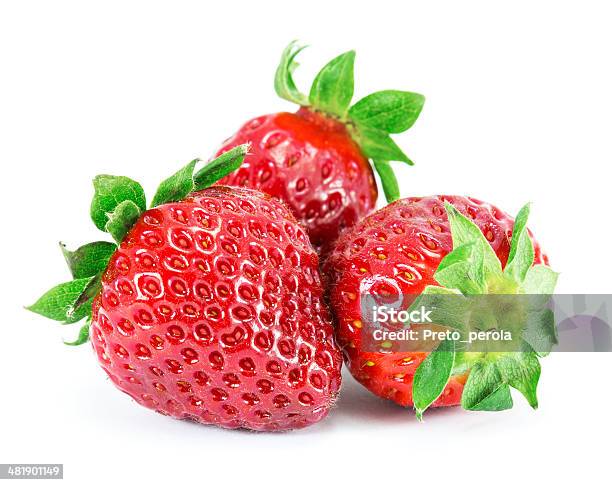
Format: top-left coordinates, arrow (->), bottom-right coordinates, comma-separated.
273,41 -> 425,203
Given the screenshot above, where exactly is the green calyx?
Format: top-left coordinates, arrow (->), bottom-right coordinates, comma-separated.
26,145 -> 250,344
274,41 -> 425,203
410,202 -> 559,420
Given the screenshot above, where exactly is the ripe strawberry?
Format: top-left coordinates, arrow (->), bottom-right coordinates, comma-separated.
216,42 -> 425,254
324,195 -> 558,418
28,146 -> 342,431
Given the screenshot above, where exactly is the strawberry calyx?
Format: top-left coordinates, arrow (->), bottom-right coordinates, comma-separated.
26,144 -> 250,345
274,41 -> 425,203
409,202 -> 559,420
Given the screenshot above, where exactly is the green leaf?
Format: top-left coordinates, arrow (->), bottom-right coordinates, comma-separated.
506,203 -> 530,263
193,144 -> 250,191
105,200 -> 141,243
469,384 -> 514,411
151,159 -> 197,207
356,125 -> 412,203
505,203 -> 535,282
60,241 -> 116,279
413,338 -> 456,420
90,175 -> 146,231
356,126 -> 412,164
522,265 -> 559,295
444,202 -> 502,282
68,273 -> 102,320
461,360 -> 514,411
64,321 -> 91,346
495,351 -> 541,409
349,90 -> 425,133
274,41 -> 309,105
372,160 -> 399,202
309,50 -> 355,118
27,278 -> 93,322
65,298 -> 93,324
435,242 -> 486,294
523,308 -> 557,356
408,285 -> 468,331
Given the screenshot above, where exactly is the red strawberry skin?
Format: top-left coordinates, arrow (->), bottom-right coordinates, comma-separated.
90,186 -> 342,431
216,107 -> 378,254
324,195 -> 547,408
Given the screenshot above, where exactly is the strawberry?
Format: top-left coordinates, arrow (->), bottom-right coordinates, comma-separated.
324,195 -> 558,419
28,145 -> 342,431
216,42 -> 425,254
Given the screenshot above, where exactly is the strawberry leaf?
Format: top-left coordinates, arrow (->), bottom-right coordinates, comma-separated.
435,241 -> 487,294
309,50 -> 356,118
349,90 -> 425,134
495,350 -> 541,408
68,273 -> 102,320
27,277 -> 93,322
193,144 -> 250,191
505,203 -> 535,282
105,200 -> 141,243
60,241 -> 116,279
354,125 -> 413,203
64,321 -> 91,346
413,338 -> 455,420
467,383 -> 513,411
408,285 -> 468,331
274,41 -> 309,105
444,202 -> 502,282
521,265 -> 559,297
90,175 -> 146,232
151,159 -> 197,207
65,298 -> 94,324
356,126 -> 412,164
524,308 -> 557,356
461,361 -> 514,411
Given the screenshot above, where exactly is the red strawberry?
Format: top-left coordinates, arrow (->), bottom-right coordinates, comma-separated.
216,42 -> 425,254
28,146 -> 342,431
324,195 -> 558,418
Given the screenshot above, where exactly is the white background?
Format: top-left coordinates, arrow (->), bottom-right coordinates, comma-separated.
1,1 -> 610,483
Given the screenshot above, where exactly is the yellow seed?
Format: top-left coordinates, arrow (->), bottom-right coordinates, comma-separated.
378,254 -> 387,260
365,360 -> 375,367
381,341 -> 392,349
352,319 -> 363,329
